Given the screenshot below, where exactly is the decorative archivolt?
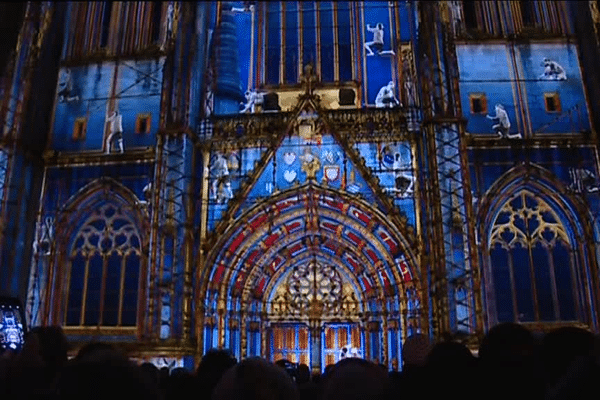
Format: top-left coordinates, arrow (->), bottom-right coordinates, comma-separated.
489,191 -> 570,249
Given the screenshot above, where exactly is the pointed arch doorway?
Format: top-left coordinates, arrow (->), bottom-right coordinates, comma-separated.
198,183 -> 422,372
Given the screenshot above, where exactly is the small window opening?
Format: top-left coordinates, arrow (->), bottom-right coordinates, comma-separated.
73,117 -> 87,141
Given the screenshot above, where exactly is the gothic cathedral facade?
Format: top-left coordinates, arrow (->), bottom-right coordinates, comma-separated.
1,1 -> 600,371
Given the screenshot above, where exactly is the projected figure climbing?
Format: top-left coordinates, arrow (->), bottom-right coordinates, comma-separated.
240,90 -> 264,113
105,110 -> 124,153
486,103 -> 522,139
375,81 -> 401,108
364,23 -> 395,56
57,69 -> 79,103
211,153 -> 233,203
539,58 -> 567,81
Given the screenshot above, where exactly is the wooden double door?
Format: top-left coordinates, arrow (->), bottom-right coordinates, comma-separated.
269,322 -> 362,371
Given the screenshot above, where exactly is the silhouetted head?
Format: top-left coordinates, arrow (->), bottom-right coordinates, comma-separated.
479,322 -> 535,369
74,342 -> 116,362
402,334 -> 434,369
426,341 -> 476,373
195,348 -> 237,398
322,358 -> 391,400
542,326 -> 595,385
297,363 -> 310,384
60,344 -> 158,400
27,326 -> 69,371
212,357 -> 299,400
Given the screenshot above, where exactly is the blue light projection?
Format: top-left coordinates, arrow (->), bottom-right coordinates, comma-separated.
52,59 -> 164,152
458,43 -> 590,137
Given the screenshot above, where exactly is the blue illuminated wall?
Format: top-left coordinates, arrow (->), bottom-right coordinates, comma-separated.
52,58 -> 164,152
206,134 -> 418,232
53,64 -> 114,151
212,1 -> 417,115
458,42 -> 590,137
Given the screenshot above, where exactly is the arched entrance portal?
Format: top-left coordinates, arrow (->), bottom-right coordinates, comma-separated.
198,183 -> 422,371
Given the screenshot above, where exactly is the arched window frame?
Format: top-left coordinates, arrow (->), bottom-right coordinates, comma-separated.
47,179 -> 149,336
63,202 -> 143,329
478,167 -> 598,331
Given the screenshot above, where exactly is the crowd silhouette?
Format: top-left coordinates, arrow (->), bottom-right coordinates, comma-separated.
1,323 -> 599,400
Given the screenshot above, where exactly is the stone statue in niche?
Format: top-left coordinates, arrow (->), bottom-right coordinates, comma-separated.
57,69 -> 79,103
364,23 -> 395,56
211,152 -> 233,203
375,81 -> 401,108
240,89 -> 264,113
486,103 -> 522,139
539,58 -> 567,81
105,110 -> 124,153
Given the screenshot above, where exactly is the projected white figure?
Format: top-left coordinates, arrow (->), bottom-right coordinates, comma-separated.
231,1 -> 254,13
211,153 -> 233,203
539,58 -> 567,81
364,23 -> 395,56
240,89 -> 264,113
375,81 -> 401,108
339,345 -> 361,361
486,103 -> 522,139
57,69 -> 79,103
105,110 -> 124,153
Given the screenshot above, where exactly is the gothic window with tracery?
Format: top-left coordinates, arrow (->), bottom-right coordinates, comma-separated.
64,203 -> 142,327
488,191 -> 580,324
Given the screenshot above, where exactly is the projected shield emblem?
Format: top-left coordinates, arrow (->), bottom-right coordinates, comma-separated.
324,165 -> 340,182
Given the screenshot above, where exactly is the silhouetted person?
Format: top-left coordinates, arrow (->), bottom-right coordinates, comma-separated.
397,334 -> 434,398
478,323 -> 542,400
296,363 -> 317,400
4,326 -> 68,398
321,358 -> 391,400
195,349 -> 237,400
59,343 -> 159,400
425,340 -> 478,400
212,357 -> 299,400
542,326 -> 598,400
165,367 -> 194,400
139,362 -> 160,391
